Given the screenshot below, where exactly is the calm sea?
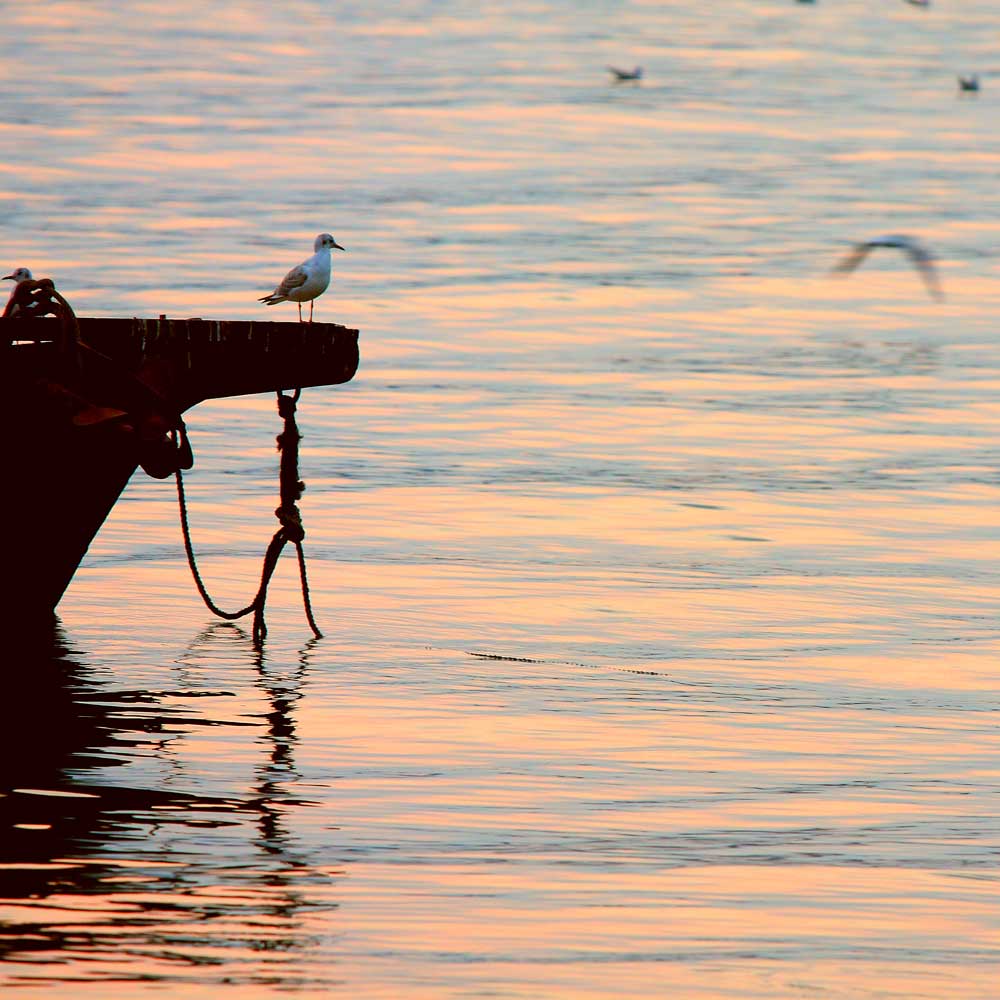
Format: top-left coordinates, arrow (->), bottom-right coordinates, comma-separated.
2,1 -> 1000,997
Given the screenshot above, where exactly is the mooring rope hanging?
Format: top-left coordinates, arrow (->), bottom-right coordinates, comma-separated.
173,388 -> 323,645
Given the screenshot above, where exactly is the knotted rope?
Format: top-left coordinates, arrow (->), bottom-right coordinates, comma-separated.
3,276 -> 81,365
174,389 -> 323,645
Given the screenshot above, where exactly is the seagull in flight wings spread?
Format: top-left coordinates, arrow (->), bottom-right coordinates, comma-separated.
607,65 -> 643,82
831,234 -> 944,301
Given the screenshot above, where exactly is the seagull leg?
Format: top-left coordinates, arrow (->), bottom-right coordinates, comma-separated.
297,302 -> 303,323
309,300 -> 314,324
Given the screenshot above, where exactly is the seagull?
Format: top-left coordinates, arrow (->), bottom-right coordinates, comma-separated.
608,66 -> 642,83
3,267 -> 34,316
958,74 -> 980,92
258,233 -> 345,323
831,234 -> 944,301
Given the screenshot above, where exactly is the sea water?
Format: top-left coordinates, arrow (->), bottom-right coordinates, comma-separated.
1,1 -> 999,996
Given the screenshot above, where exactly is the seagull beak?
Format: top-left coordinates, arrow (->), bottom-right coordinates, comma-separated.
333,241 -> 346,251
2,273 -> 15,280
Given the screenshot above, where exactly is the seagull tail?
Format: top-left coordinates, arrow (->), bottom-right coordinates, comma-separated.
258,293 -> 284,305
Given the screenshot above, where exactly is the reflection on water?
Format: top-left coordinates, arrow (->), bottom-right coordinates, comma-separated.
0,624 -> 339,991
3,614 -> 998,997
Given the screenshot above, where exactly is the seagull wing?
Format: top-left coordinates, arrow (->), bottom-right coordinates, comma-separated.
259,262 -> 310,303
831,242 -> 874,275
275,263 -> 309,297
878,236 -> 944,300
901,241 -> 944,301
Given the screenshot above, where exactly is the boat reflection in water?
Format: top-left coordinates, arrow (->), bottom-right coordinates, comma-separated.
0,622 -> 337,990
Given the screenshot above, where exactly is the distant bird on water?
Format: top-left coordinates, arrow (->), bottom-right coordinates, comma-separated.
3,266 -> 33,315
259,233 -> 345,323
608,65 -> 642,83
831,234 -> 944,301
904,0 -> 930,7
958,74 -> 980,92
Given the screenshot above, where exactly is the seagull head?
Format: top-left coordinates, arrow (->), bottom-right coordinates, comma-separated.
315,233 -> 345,252
3,267 -> 33,282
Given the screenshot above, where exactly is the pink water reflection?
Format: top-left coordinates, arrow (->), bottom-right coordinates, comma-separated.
4,0 -> 1000,994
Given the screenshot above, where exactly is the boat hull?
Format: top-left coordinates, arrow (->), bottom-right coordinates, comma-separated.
2,317 -> 359,617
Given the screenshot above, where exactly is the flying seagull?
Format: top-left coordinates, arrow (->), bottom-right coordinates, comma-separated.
608,66 -> 643,82
831,234 -> 944,301
259,233 -> 345,323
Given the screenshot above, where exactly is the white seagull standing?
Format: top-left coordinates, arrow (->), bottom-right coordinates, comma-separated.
259,233 -> 345,323
831,234 -> 944,301
3,266 -> 34,315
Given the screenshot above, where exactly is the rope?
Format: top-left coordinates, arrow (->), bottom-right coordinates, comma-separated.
174,389 -> 323,645
3,277 -> 81,366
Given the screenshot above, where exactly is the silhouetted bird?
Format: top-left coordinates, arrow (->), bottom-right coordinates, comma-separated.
3,266 -> 34,316
259,233 -> 345,323
831,234 -> 944,301
958,74 -> 980,92
607,66 -> 643,83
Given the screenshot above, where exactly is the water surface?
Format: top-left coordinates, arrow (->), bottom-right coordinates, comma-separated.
2,1 -> 1000,997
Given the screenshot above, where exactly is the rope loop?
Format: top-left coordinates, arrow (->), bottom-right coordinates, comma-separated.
174,388 -> 323,646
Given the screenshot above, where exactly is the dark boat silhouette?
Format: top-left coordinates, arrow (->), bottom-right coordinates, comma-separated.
1,277 -> 359,620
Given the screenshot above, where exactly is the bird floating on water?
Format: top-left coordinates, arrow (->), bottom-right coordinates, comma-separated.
3,267 -> 34,316
608,65 -> 642,83
259,233 -> 345,323
958,74 -> 980,92
831,234 -> 944,302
